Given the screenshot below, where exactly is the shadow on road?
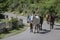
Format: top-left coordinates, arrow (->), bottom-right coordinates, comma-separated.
34,29 -> 51,34
39,29 -> 51,34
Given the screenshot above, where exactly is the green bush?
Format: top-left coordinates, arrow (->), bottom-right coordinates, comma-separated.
11,17 -> 19,30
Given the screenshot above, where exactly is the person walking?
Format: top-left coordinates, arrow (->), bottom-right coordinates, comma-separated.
39,15 -> 44,30
30,21 -> 33,32
49,15 -> 55,29
27,15 -> 30,23
29,14 -> 33,32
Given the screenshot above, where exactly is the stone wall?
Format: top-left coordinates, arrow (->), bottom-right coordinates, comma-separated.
18,19 -> 23,27
0,19 -> 23,33
6,22 -> 13,31
0,22 -> 6,33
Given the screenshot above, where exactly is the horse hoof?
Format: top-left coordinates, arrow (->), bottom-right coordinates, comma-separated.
34,32 -> 36,34
37,31 -> 39,33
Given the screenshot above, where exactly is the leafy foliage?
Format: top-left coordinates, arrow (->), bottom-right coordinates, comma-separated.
0,0 -> 60,17
11,17 -> 19,29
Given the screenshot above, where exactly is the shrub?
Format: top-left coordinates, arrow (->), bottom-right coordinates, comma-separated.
11,17 -> 19,30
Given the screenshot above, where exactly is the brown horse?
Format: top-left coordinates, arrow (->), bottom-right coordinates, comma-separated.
46,14 -> 50,24
46,13 -> 55,29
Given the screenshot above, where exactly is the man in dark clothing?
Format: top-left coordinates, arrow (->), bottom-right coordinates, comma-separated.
30,22 -> 33,32
50,15 -> 55,29
39,15 -> 43,30
27,15 -> 30,23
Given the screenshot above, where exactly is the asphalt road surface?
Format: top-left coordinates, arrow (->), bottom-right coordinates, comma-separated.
1,12 -> 60,40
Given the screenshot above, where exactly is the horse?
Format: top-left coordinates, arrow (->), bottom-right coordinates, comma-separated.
48,15 -> 55,29
45,13 -> 55,29
32,15 -> 40,33
45,14 -> 50,24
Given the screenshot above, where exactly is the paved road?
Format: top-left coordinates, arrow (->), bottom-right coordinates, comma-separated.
1,21 -> 60,40
1,12 -> 60,40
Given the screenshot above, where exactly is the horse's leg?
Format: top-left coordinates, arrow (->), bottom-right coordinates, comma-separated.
51,22 -> 54,29
50,22 -> 51,30
30,27 -> 33,32
31,26 -> 33,32
31,23 -> 33,32
40,23 -> 42,30
50,22 -> 54,30
46,18 -> 48,24
30,27 -> 32,32
34,25 -> 37,33
47,19 -> 50,24
34,24 -> 39,33
30,23 -> 31,32
39,24 -> 41,31
50,24 -> 52,30
37,24 -> 40,33
37,25 -> 38,33
50,22 -> 53,30
38,24 -> 40,32
51,24 -> 53,29
30,23 -> 33,32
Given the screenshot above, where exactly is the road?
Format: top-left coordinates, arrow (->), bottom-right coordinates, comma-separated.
1,12 -> 60,40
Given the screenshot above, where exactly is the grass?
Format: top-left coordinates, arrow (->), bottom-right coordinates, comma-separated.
0,24 -> 29,39
56,20 -> 60,23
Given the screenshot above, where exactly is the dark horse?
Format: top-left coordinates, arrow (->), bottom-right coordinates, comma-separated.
39,15 -> 43,30
46,13 -> 55,29
48,15 -> 55,29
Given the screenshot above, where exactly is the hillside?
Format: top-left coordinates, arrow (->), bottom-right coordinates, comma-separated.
0,0 -> 60,16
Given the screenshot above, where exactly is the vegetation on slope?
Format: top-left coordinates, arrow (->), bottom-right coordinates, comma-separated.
0,0 -> 60,17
